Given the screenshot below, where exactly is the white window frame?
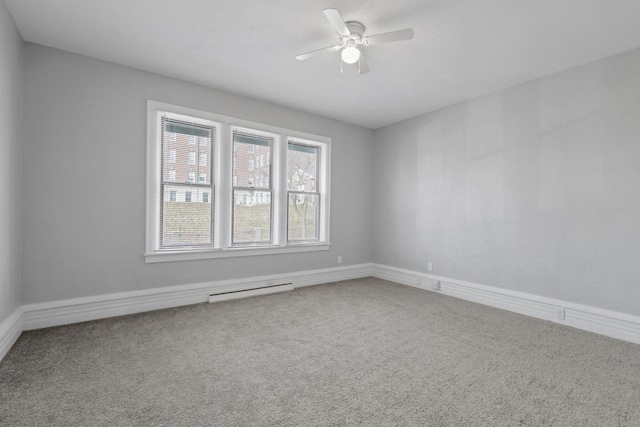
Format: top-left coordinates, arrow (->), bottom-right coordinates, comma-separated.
145,100 -> 331,263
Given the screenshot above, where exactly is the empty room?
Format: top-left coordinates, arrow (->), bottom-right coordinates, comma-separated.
1,0 -> 640,425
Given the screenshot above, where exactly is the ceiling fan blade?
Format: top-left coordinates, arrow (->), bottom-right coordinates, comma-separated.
364,28 -> 414,46
296,45 -> 340,61
323,8 -> 351,36
358,52 -> 370,75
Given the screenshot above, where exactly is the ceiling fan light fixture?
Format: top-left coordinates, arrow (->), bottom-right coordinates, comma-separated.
341,46 -> 360,64
295,9 -> 414,74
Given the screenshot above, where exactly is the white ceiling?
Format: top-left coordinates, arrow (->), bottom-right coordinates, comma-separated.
6,0 -> 640,129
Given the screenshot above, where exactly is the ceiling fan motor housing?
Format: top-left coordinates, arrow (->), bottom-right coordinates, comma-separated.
345,21 -> 365,41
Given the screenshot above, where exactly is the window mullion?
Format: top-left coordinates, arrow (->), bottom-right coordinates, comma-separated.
216,123 -> 231,249
275,135 -> 288,246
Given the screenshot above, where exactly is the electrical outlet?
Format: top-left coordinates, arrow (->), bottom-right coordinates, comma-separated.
432,280 -> 441,291
427,263 -> 433,272
555,308 -> 565,320
337,255 -> 342,264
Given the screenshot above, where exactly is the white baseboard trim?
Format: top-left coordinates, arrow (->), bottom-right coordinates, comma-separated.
21,263 -> 373,332
371,263 -> 640,345
3,261 -> 638,364
0,307 -> 23,362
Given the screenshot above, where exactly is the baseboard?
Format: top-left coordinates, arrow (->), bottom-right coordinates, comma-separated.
371,263 -> 640,345
0,307 -> 23,362
21,263 -> 373,331
4,261 -> 638,364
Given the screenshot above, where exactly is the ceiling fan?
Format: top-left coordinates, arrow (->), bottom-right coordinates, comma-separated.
296,8 -> 415,74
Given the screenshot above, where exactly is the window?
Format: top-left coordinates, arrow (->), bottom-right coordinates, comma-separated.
168,149 -> 176,163
232,131 -> 272,245
288,142 -> 320,241
146,101 -> 330,262
156,114 -> 214,250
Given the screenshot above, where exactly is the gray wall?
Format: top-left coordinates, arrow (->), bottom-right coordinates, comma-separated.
18,39 -> 640,317
22,43 -> 374,303
374,48 -> 640,316
0,1 -> 22,322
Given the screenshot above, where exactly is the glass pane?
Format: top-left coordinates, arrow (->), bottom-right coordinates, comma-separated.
163,119 -> 213,185
233,132 -> 271,189
288,193 -> 319,241
288,143 -> 318,192
233,190 -> 271,244
162,185 -> 212,247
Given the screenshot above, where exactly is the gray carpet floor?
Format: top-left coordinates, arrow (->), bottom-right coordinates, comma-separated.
1,277 -> 639,426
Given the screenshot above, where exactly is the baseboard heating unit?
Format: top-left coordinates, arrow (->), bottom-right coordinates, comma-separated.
208,283 -> 294,303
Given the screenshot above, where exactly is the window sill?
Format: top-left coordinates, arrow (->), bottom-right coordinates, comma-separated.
144,243 -> 331,264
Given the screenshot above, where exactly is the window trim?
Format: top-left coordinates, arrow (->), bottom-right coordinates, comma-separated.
145,100 -> 331,263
